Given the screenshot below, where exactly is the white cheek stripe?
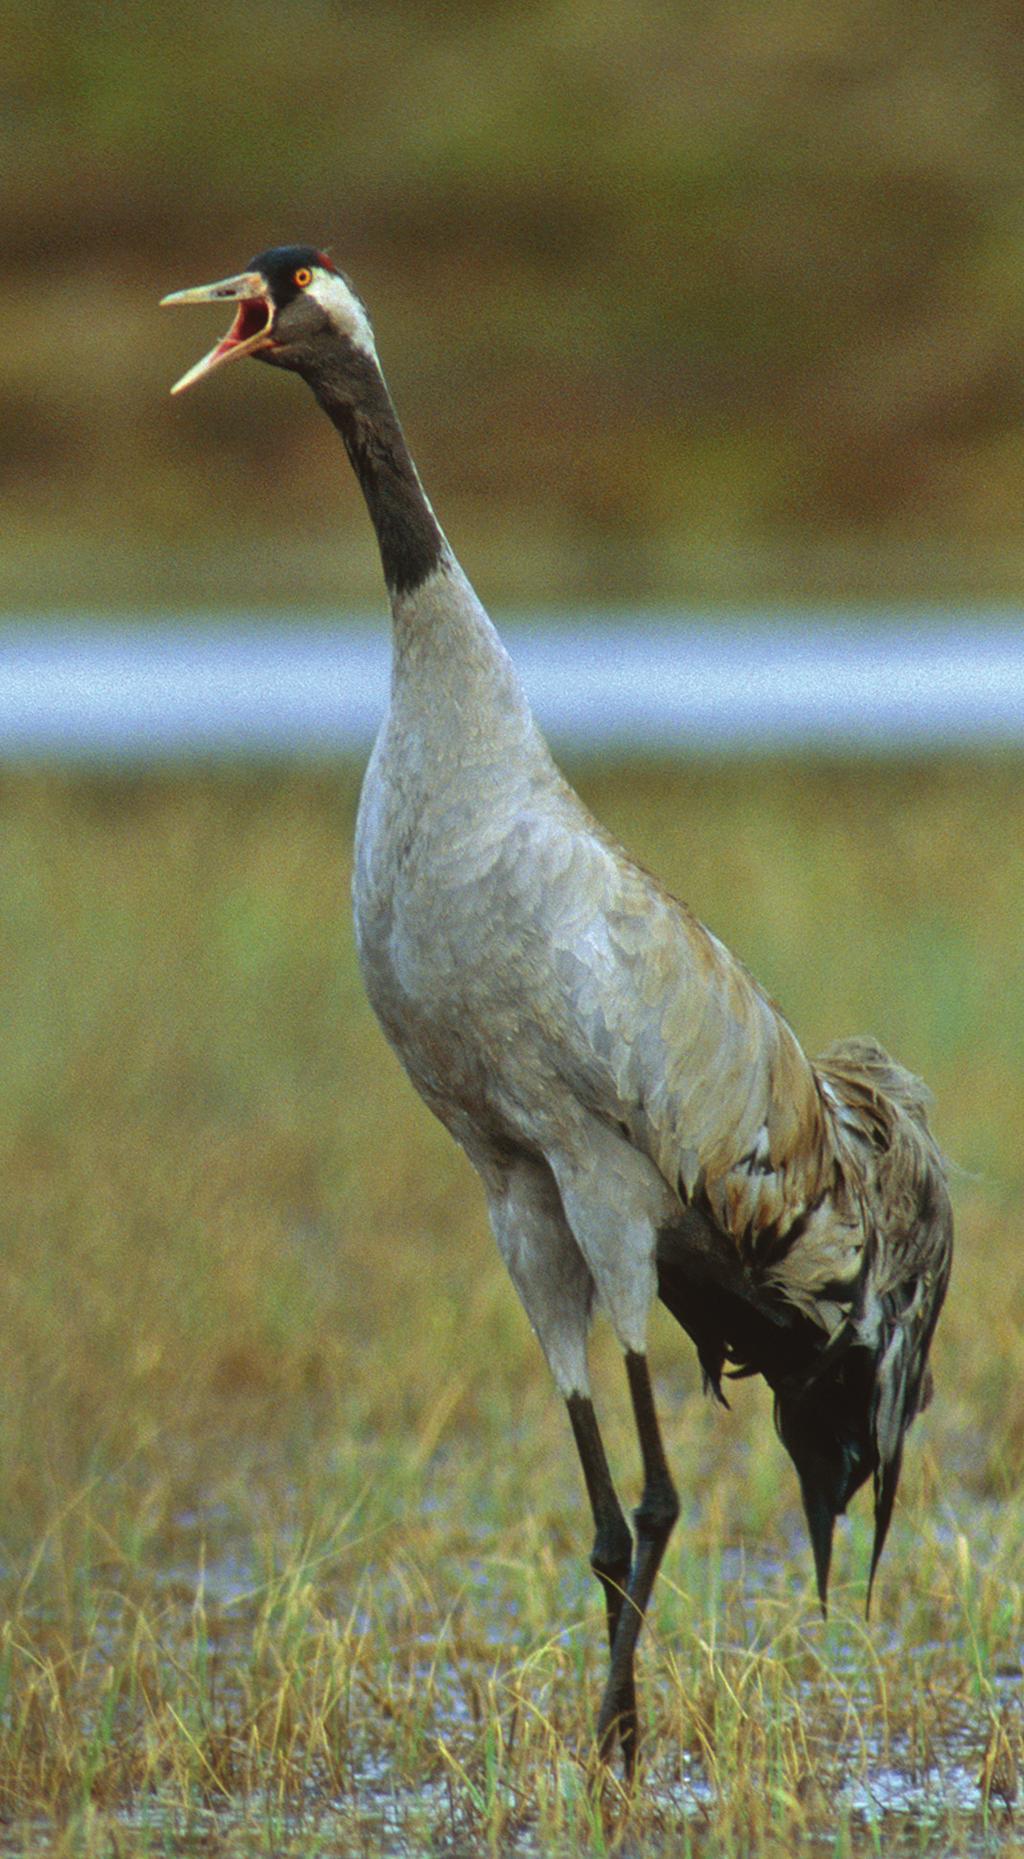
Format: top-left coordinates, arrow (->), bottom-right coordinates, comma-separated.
309,271 -> 378,358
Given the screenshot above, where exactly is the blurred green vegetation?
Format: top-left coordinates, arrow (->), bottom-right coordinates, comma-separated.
5,0 -> 1024,610
2,758 -> 1021,1539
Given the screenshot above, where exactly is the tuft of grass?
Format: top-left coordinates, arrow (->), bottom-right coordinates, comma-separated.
0,757 -> 1020,1856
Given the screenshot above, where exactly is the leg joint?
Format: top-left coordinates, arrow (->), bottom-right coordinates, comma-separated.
591,1511 -> 633,1583
634,1470 -> 680,1538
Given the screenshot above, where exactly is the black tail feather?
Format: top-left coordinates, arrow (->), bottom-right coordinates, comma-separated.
866,1444 -> 902,1617
657,1141 -> 951,1611
775,1376 -> 873,1613
797,1471 -> 836,1616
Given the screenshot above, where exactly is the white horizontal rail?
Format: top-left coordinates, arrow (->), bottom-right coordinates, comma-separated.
0,614 -> 1021,756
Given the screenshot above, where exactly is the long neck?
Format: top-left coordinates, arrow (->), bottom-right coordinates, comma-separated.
303,346 -> 445,600
301,335 -> 537,746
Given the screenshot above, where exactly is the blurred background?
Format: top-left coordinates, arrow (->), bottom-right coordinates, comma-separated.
6,0 -> 1024,614
1,10 -> 1024,1835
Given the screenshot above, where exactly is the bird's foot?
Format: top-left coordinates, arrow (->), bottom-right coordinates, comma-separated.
595,1673 -> 639,1783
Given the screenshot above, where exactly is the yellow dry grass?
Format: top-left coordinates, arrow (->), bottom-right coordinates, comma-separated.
0,757 -> 1021,1856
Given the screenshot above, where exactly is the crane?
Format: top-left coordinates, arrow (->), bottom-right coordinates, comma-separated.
163,247 -> 953,1778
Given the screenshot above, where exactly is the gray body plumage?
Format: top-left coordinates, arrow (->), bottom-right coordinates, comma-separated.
353,546 -> 951,1598
353,539 -> 951,1628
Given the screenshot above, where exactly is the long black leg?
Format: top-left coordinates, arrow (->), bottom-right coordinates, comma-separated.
565,1393 -> 636,1765
595,1351 -> 679,1778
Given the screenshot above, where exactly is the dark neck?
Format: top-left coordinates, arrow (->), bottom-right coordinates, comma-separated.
303,346 -> 445,599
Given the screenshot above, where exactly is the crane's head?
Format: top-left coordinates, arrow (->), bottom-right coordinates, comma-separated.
161,245 -> 376,395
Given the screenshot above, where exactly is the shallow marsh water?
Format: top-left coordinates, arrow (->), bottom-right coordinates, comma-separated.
3,1470 -> 1019,1859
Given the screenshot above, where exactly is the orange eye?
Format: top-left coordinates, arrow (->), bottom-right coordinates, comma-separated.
294,266 -> 313,287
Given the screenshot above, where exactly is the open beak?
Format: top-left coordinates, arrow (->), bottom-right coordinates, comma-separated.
160,270 -> 274,395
